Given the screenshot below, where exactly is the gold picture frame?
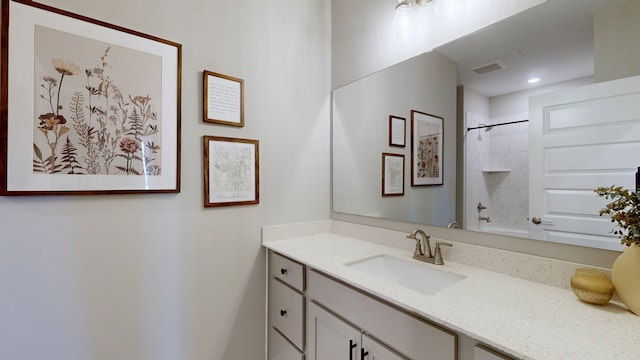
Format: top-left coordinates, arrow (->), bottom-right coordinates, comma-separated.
203,70 -> 244,127
203,136 -> 259,207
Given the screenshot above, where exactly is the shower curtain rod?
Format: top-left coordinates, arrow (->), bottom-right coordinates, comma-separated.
466,119 -> 528,132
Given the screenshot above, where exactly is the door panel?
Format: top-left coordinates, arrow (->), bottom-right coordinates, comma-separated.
307,301 -> 361,360
361,334 -> 407,360
529,75 -> 640,250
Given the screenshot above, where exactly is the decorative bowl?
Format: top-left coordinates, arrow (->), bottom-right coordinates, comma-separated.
570,268 -> 614,305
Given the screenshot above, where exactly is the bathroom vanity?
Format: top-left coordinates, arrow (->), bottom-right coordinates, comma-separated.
263,222 -> 639,360
268,250 -> 463,360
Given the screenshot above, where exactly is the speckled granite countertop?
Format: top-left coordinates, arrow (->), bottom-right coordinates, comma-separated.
263,233 -> 640,360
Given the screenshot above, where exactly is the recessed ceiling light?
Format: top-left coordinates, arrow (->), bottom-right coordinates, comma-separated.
528,78 -> 540,84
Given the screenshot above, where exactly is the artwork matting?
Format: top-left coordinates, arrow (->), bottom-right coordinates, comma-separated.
382,152 -> 404,196
0,0 -> 182,195
411,110 -> 443,186
203,136 -> 259,207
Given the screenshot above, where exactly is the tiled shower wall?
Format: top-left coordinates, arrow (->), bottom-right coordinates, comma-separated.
464,112 -> 490,232
465,113 -> 529,232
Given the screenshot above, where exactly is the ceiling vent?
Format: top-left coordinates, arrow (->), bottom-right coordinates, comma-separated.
471,60 -> 506,75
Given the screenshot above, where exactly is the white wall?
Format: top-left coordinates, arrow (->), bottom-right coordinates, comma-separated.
331,0 -> 547,88
489,77 -> 594,119
0,1 -> 331,359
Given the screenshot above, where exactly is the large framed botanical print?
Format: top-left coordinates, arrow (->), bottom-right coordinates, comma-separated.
0,0 -> 182,195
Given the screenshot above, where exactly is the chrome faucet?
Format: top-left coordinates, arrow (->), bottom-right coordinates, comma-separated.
406,228 -> 452,265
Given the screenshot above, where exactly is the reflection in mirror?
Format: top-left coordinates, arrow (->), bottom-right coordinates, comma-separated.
333,52 -> 457,227
331,0 -> 640,250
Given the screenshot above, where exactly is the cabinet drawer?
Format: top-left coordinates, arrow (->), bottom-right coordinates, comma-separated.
307,269 -> 456,360
270,278 -> 305,350
269,327 -> 304,360
271,252 -> 304,291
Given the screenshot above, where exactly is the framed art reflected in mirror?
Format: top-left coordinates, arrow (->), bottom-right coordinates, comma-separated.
382,153 -> 404,197
389,115 -> 406,147
411,110 -> 443,186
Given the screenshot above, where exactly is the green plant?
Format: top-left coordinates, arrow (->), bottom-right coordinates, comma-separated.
595,185 -> 640,246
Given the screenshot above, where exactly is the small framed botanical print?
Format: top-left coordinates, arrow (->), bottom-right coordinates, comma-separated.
203,136 -> 259,207
382,152 -> 404,196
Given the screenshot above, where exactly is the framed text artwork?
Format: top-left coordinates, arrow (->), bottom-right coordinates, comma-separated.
389,115 -> 406,147
203,70 -> 244,127
203,136 -> 259,207
411,110 -> 443,186
0,0 -> 182,195
382,153 -> 404,196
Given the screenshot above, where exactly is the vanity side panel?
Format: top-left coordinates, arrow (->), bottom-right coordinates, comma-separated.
267,251 -> 307,358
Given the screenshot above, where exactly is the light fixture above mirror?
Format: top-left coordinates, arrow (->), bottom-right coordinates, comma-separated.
394,0 -> 412,14
395,0 -> 467,18
395,0 -> 435,13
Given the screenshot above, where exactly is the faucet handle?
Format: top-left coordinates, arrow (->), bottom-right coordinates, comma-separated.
407,233 -> 424,257
434,241 -> 452,265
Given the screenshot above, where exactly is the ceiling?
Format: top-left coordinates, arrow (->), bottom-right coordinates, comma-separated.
434,0 -> 630,97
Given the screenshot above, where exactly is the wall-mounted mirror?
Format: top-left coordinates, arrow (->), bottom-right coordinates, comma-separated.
332,0 -> 640,250
333,51 -> 458,227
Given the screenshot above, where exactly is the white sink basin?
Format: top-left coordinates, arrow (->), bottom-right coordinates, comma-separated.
346,255 -> 465,295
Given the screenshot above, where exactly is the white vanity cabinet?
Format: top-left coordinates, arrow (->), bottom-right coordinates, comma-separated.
307,301 -> 407,360
267,250 -> 511,360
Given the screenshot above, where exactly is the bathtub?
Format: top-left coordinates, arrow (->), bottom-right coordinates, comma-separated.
481,226 -> 529,238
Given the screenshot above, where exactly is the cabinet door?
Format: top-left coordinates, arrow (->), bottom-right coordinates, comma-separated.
307,301 -> 361,360
307,270 -> 456,360
474,345 -> 513,360
361,334 -> 408,360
